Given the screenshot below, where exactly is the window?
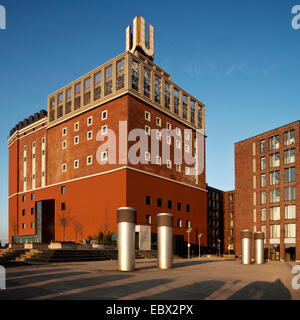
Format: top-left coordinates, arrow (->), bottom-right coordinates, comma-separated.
270,224 -> 280,238
146,215 -> 151,224
261,174 -> 266,187
22,195 -> 26,202
105,65 -> 113,96
62,164 -> 67,172
168,200 -> 172,209
270,206 -> 280,221
285,205 -> 296,219
177,202 -> 182,211
284,129 -> 295,146
167,122 -> 172,131
62,140 -> 67,149
284,167 -> 296,182
270,153 -> 280,168
197,105 -> 203,129
74,136 -> 79,145
155,130 -> 161,140
157,198 -> 162,207
145,111 -> 151,121
166,135 -> 171,145
102,125 -> 107,135
261,208 -> 266,221
87,117 -> 93,126
74,160 -> 79,169
260,140 -> 265,153
146,196 -> 151,205
269,135 -> 280,150
190,100 -> 195,123
75,83 -> 81,95
185,167 -> 190,175
143,67 -> 151,98
270,170 -> 280,185
31,222 -> 35,228
74,122 -> 79,131
31,208 -> 34,215
94,71 -> 102,101
101,151 -> 107,161
22,223 -> 26,230
156,155 -> 161,165
177,219 -> 182,228
186,204 -> 190,212
116,58 -> 125,90
185,144 -> 190,153
261,191 -> 266,205
87,155 -> 93,165
176,140 -> 181,149
186,220 -> 191,229
156,117 -> 161,127
154,75 -> 161,103
285,186 -> 296,201
284,148 -> 295,164
131,59 -> 140,91
62,128 -> 67,136
61,186 -> 66,194
61,202 -> 66,211
176,164 -> 181,172
164,82 -> 171,109
31,193 -> 35,200
22,209 -> 26,216
87,131 -> 93,140
270,189 -> 280,203
260,157 -> 266,170
102,110 -> 107,120
166,159 -> 172,169
174,88 -> 179,114
84,78 -> 91,105
66,87 -> 72,99
182,94 -> 188,120
145,151 -> 151,162
285,223 -> 296,238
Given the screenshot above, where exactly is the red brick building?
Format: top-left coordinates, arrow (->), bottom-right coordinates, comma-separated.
235,121 -> 299,261
223,190 -> 235,254
8,17 -> 207,254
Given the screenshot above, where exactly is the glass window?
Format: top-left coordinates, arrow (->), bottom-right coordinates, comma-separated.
270,224 -> 280,238
260,157 -> 266,170
186,220 -> 191,229
94,71 -> 101,101
261,208 -> 266,221
285,205 -> 296,219
270,206 -> 280,220
177,202 -> 182,211
261,191 -> 266,204
190,100 -> 195,123
261,174 -> 266,187
146,215 -> 151,224
75,83 -> 81,94
116,58 -> 125,90
270,170 -> 280,185
143,67 -> 151,98
285,223 -> 296,238
61,186 -> 66,194
84,78 -> 91,90
269,135 -> 279,150
177,219 -> 182,228
131,59 -> 140,91
146,195 -> 151,205
174,88 -> 179,114
284,148 -> 295,164
198,105 -> 203,129
164,82 -> 171,109
66,88 -> 72,99
104,65 -> 113,96
168,200 -> 172,209
270,189 -> 280,203
284,167 -> 296,182
270,153 -> 280,168
58,93 -> 63,104
157,198 -> 162,207
284,129 -> 295,146
260,140 -> 265,153
154,75 -> 161,103
182,94 -> 188,120
285,186 -> 296,201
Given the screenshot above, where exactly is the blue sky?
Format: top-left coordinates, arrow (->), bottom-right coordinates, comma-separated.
0,0 -> 299,243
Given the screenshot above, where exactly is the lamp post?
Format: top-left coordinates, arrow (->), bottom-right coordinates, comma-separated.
187,228 -> 192,259
217,238 -> 221,257
198,233 -> 203,258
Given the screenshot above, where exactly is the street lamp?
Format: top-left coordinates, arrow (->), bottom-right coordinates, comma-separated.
198,233 -> 203,258
187,228 -> 192,259
217,239 -> 221,257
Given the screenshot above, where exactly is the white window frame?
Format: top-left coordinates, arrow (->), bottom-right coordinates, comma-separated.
145,125 -> 151,136
62,163 -> 67,172
87,155 -> 93,165
74,122 -> 79,131
62,140 -> 67,149
166,159 -> 172,169
145,151 -> 151,162
74,135 -> 79,145
74,160 -> 79,169
102,110 -> 108,120
156,117 -> 161,127
101,151 -> 108,161
156,155 -> 161,165
166,122 -> 172,131
145,111 -> 151,121
62,128 -> 67,136
87,130 -> 93,140
176,164 -> 181,172
102,125 -> 108,135
87,116 -> 93,126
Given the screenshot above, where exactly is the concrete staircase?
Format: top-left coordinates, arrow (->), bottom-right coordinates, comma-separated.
0,249 -> 27,261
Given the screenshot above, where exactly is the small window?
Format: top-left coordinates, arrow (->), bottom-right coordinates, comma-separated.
101,151 -> 107,161
166,135 -> 171,145
176,128 -> 181,136
145,125 -> 151,136
87,116 -> 93,126
186,220 -> 191,229
168,200 -> 172,209
66,88 -> 72,99
62,140 -> 67,149
185,167 -> 190,175
185,144 -> 190,153
61,202 -> 66,211
177,219 -> 182,228
145,111 -> 151,121
102,110 -> 107,120
157,198 -> 162,207
87,131 -> 93,140
31,222 -> 35,228
31,193 -> 35,200
22,223 -> 26,229
87,155 -> 93,165
146,215 -> 151,224
74,136 -> 79,145
102,125 -> 107,135
156,117 -> 161,127
145,151 -> 151,162
74,160 -> 79,169
42,137 -> 46,144
24,145 -> 27,151
146,196 -> 151,205
22,195 -> 26,202
75,83 -> 81,94
61,186 -> 66,194
22,209 -> 26,216
32,142 -> 36,148
74,122 -> 79,131
156,155 -> 161,165
167,159 -> 172,169
31,208 -> 34,215
176,164 -> 181,172
177,202 -> 182,211
156,130 -> 161,140
62,128 -> 67,136
186,204 -> 190,212
176,140 -> 181,149
167,123 -> 172,131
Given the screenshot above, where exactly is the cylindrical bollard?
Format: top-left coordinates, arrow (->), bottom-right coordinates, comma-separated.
157,213 -> 173,269
254,232 -> 264,264
241,230 -> 252,264
117,207 -> 136,271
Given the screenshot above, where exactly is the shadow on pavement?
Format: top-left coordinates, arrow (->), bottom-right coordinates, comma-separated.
6,268 -> 71,279
228,279 -> 292,300
173,259 -> 218,269
139,280 -> 226,300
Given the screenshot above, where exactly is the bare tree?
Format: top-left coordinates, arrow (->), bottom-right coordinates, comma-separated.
72,220 -> 83,243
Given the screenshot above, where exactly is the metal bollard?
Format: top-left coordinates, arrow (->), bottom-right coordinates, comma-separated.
241,230 -> 252,264
157,213 -> 173,269
117,207 -> 136,271
254,232 -> 264,264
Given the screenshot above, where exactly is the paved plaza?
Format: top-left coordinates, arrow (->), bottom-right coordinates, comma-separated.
0,257 -> 300,300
